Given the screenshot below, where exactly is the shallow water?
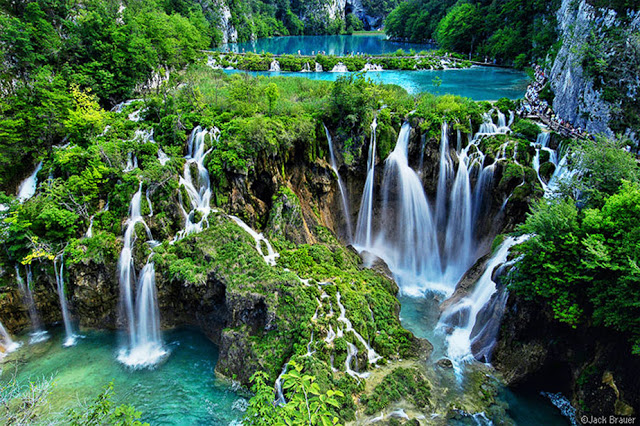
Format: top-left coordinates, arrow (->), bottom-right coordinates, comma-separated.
225,67 -> 528,100
0,327 -> 244,425
219,34 -> 435,56
399,295 -> 570,425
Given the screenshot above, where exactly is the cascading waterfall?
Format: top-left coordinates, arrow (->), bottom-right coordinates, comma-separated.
17,161 -> 43,202
324,124 -> 353,242
443,147 -> 474,281
354,117 -> 377,248
174,126 -> 215,241
269,60 -> 281,72
0,320 -> 20,356
438,235 -> 529,368
354,115 -> 515,297
15,266 -> 47,343
54,254 -> 76,347
330,63 -> 348,73
370,122 -> 442,295
229,216 -> 279,266
435,122 -> 454,231
117,182 -> 166,368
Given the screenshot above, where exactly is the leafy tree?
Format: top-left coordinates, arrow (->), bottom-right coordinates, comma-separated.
435,3 -> 482,57
67,381 -> 148,426
265,82 -> 280,116
244,361 -> 344,426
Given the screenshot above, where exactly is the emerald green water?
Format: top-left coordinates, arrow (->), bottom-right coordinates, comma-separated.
225,67 -> 528,101
399,296 -> 571,425
0,327 -> 244,425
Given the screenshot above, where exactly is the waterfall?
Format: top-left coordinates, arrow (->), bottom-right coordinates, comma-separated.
377,122 -> 442,295
443,148 -> 474,280
15,265 -> 47,343
124,152 -> 138,172
0,320 -> 20,356
435,122 -> 453,231
85,216 -> 95,238
300,62 -> 311,72
354,117 -> 377,248
324,124 -> 353,242
274,363 -> 289,405
118,260 -> 166,367
269,60 -> 281,72
330,63 -> 348,72
336,292 -> 381,365
315,62 -> 323,72
17,161 -> 43,202
157,148 -> 170,165
362,63 -> 383,72
146,188 -> 154,217
532,132 -> 551,191
117,182 -> 165,368
54,254 -> 76,347
174,127 -> 214,241
229,216 -> 279,266
439,235 -> 529,367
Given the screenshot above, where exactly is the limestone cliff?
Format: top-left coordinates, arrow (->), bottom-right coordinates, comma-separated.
549,0 -> 640,140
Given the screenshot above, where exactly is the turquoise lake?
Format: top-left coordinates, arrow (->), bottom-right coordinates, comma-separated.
226,67 -> 529,100
0,327 -> 244,425
220,35 -> 529,100
219,33 -> 435,56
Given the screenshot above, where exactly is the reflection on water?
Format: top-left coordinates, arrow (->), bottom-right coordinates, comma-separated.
219,34 -> 435,56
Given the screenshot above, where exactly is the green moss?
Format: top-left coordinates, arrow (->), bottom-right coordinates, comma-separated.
361,368 -> 431,415
511,119 -> 540,141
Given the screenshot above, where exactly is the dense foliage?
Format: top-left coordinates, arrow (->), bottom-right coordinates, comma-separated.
385,0 -> 561,67
509,136 -> 640,354
0,0 -> 211,189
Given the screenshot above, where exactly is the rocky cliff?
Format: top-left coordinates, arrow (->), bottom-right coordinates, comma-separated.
549,0 -> 640,140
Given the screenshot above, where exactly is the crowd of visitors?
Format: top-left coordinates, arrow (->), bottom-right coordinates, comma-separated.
519,64 -> 590,140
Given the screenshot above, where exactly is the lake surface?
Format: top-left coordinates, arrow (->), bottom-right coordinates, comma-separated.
220,34 -> 435,56
0,327 -> 244,425
226,67 -> 529,100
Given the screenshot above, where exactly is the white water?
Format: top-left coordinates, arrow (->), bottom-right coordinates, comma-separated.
345,342 -> 369,379
354,116 -> 514,297
124,152 -> 138,172
229,216 -> 279,266
315,62 -> 323,72
53,255 -> 76,347
541,392 -> 578,425
336,292 -> 381,366
354,117 -> 377,248
85,216 -> 95,238
363,63 -> 383,72
157,148 -> 170,165
360,122 -> 442,296
439,235 -> 529,367
0,320 -> 20,356
16,266 -> 41,330
274,363 -> 288,405
330,63 -> 348,73
269,60 -> 281,72
324,124 -> 353,242
17,161 -> 43,202
117,182 -> 165,368
174,127 -> 214,241
118,261 -> 167,368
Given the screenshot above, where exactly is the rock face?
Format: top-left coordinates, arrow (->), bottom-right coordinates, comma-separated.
214,0 -> 238,44
549,0 -> 640,139
494,293 -> 640,418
